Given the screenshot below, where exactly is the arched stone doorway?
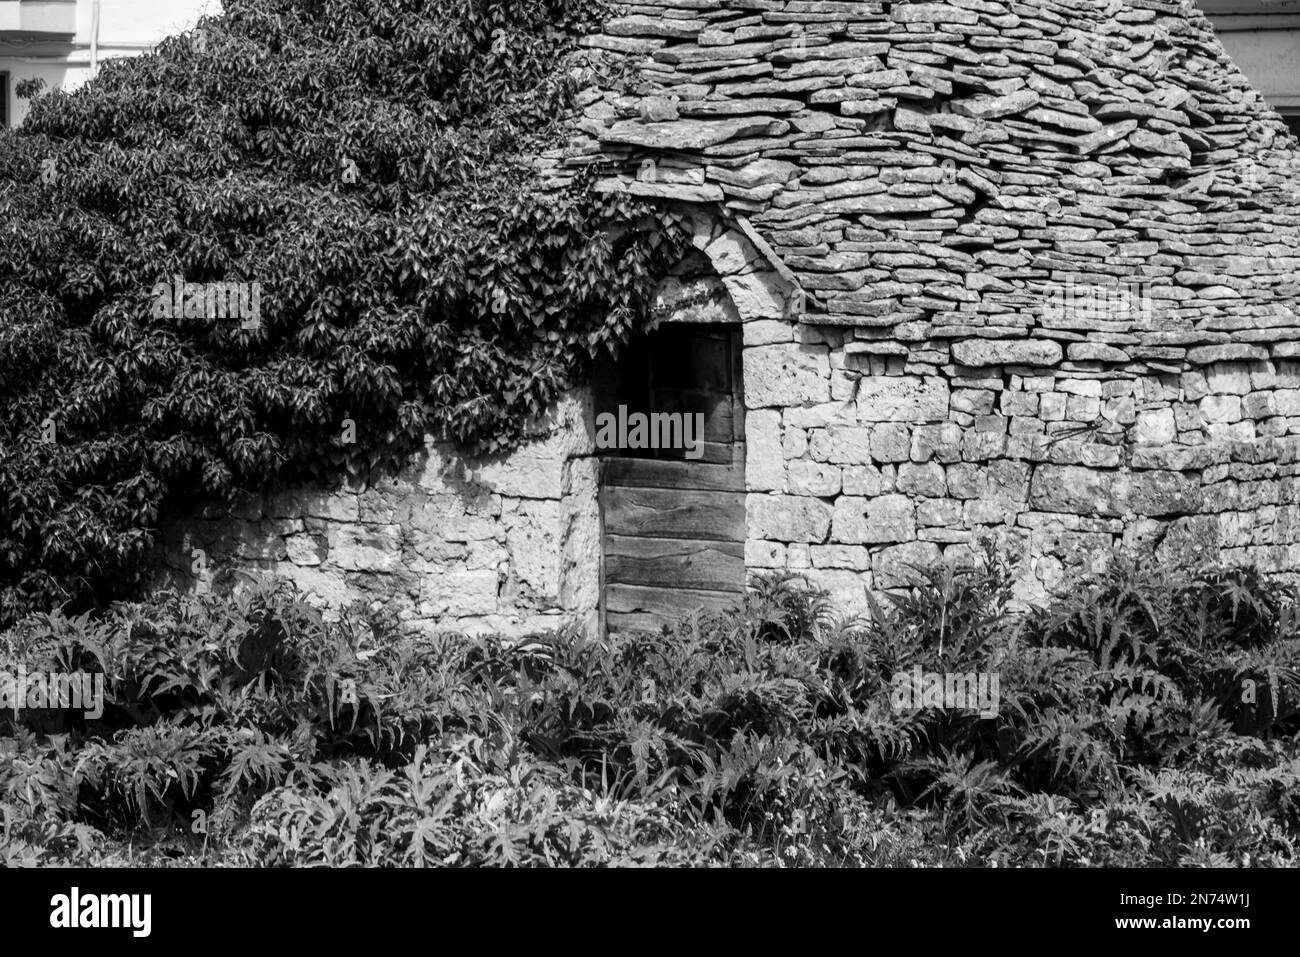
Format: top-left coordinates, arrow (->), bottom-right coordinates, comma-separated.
594,317 -> 747,632
590,212 -> 796,631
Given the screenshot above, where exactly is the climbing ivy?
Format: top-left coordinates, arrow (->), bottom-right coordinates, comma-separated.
0,0 -> 692,624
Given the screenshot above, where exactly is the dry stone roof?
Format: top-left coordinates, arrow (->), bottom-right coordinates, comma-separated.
542,0 -> 1300,371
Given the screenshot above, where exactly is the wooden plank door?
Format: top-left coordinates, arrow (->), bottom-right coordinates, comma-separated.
597,324 -> 746,632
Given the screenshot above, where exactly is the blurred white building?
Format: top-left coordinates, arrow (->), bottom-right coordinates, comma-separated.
1201,0 -> 1300,135
1,0 -> 217,128
1204,0 -> 1300,137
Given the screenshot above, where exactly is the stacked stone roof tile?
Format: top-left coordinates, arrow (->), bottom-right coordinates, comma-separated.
540,0 -> 1300,371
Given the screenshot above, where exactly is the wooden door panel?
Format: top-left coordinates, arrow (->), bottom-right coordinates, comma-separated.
604,535 -> 745,592
602,458 -> 745,492
598,323 -> 746,632
649,390 -> 734,445
603,486 -> 744,542
605,584 -> 742,632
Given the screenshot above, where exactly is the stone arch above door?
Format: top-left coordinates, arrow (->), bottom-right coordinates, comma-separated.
598,187 -> 805,332
594,218 -> 768,631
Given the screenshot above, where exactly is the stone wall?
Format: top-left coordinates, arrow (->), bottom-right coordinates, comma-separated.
740,329 -> 1300,608
159,395 -> 604,635
156,214 -> 795,635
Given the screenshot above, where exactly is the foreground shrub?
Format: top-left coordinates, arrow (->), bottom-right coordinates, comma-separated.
1,549 -> 1298,867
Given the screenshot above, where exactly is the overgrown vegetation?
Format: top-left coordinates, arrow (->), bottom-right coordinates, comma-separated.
3,550 -> 1298,867
0,0 -> 690,625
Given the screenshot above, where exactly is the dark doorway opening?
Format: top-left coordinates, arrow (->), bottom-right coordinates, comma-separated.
594,323 -> 747,632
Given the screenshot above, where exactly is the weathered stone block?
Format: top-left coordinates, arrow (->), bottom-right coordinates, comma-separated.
987,460 -> 1031,503
965,497 -> 1020,525
326,524 -> 403,572
832,494 -> 916,544
1031,466 -> 1122,516
870,423 -> 912,462
726,270 -> 790,321
504,500 -> 562,600
952,340 -> 1063,368
1001,392 -> 1039,417
1102,396 -> 1136,425
1029,466 -> 1201,518
896,461 -> 947,498
1201,395 -> 1243,424
745,343 -> 832,408
704,231 -> 752,275
961,430 -> 1006,461
232,522 -> 288,562
946,463 -> 984,499
910,422 -> 963,463
477,440 -> 565,499
811,425 -> 873,464
917,498 -> 963,526
1039,393 -> 1067,421
1206,363 -> 1252,395
1187,344 -> 1269,365
1066,395 -> 1101,421
856,375 -> 949,422
1068,343 -> 1129,363
951,389 -> 995,415
1243,393 -> 1276,420
841,463 -> 884,495
409,495 -> 500,543
561,459 -> 602,617
1208,421 -> 1256,443
1133,409 -> 1177,445
420,570 -> 500,618
1274,390 -> 1300,416
746,540 -> 786,568
746,410 -> 785,491
788,460 -> 842,496
810,544 -> 873,571
748,494 -> 832,542
285,533 -> 326,567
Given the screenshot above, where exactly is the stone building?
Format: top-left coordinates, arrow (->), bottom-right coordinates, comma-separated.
167,0 -> 1300,635
0,0 -> 215,128
1202,0 -> 1300,136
